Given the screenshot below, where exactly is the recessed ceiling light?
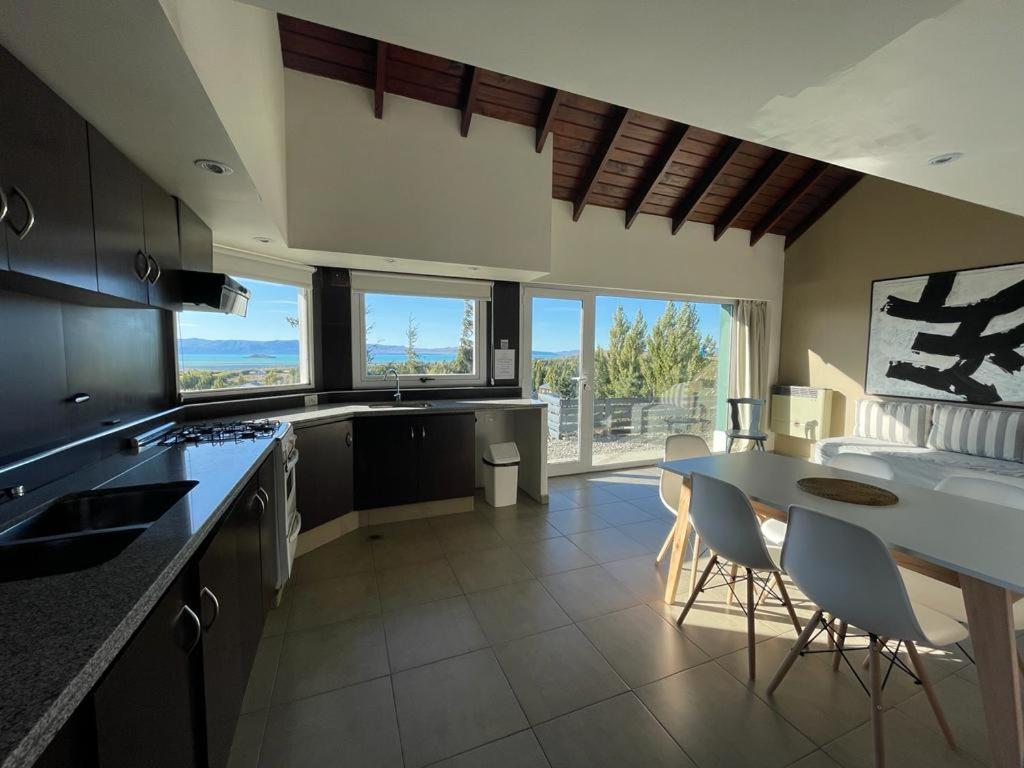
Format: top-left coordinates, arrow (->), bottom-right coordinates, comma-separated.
928,152 -> 963,166
385,258 -> 396,263
194,159 -> 234,175
253,236 -> 272,244
467,266 -> 479,271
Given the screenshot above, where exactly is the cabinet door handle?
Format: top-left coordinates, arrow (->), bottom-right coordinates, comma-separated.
257,487 -> 270,506
0,186 -> 7,224
135,250 -> 151,281
8,186 -> 35,240
179,604 -> 202,653
345,431 -> 353,447
410,426 -> 415,440
70,393 -> 91,404
254,492 -> 266,519
421,425 -> 427,440
147,255 -> 161,284
199,587 -> 220,630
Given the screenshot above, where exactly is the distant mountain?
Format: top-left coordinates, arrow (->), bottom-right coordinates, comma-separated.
178,338 -> 299,355
532,350 -> 579,358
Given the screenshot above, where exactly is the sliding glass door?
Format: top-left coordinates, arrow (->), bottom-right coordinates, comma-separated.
526,287 -> 731,475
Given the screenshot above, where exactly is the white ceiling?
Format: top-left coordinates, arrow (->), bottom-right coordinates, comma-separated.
244,0 -> 1024,219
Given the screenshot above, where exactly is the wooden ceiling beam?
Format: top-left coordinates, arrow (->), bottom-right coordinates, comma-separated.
374,42 -> 387,119
573,107 -> 633,221
749,161 -> 829,246
535,88 -> 564,153
670,138 -> 743,234
785,173 -> 863,248
625,123 -> 691,229
713,150 -> 787,240
460,66 -> 483,137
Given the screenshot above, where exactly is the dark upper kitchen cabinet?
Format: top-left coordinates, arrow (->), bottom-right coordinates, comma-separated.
198,472 -> 267,768
177,199 -> 213,273
93,568 -> 201,768
355,413 -> 475,509
88,126 -> 148,304
142,177 -> 182,311
296,420 -> 354,530
0,45 -> 97,292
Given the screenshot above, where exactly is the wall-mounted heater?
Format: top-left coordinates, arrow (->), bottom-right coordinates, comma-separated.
770,386 -> 833,441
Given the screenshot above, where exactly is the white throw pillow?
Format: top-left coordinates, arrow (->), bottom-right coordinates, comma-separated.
853,399 -> 932,447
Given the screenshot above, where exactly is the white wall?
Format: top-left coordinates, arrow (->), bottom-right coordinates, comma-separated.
284,70 -> 552,281
545,201 -> 786,391
161,0 -> 289,241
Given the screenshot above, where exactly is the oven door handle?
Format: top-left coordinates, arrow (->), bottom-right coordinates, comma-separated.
285,448 -> 300,473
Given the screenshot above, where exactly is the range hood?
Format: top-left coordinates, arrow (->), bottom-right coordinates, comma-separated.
179,271 -> 251,316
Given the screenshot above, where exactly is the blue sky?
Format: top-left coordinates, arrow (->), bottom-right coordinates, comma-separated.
177,277 -> 301,341
365,294 -> 469,348
533,296 -> 726,352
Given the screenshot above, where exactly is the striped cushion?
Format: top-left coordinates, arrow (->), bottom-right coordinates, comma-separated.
927,405 -> 1024,462
853,399 -> 932,447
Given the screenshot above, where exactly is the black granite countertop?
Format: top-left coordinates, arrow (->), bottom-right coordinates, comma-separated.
0,429 -> 282,768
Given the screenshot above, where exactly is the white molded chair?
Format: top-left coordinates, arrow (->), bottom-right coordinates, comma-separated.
769,506 -> 964,767
760,453 -> 895,548
901,475 -> 1024,633
675,473 -> 802,679
654,434 -> 711,565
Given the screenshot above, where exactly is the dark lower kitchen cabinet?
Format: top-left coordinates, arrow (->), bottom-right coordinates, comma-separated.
88,126 -> 148,304
296,419 -> 354,529
355,413 -> 475,509
258,454 -> 281,611
92,568 -> 202,768
142,177 -> 182,311
0,45 -> 97,292
198,473 -> 267,768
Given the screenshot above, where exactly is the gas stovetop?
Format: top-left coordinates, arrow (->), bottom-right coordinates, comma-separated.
158,419 -> 279,446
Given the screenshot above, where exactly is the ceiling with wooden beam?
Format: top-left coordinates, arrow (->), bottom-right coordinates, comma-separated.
278,14 -> 863,246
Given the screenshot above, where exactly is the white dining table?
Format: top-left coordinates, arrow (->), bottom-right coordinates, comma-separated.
659,451 -> 1024,768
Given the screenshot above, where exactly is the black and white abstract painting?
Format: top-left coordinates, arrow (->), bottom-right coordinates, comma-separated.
866,262 -> 1024,405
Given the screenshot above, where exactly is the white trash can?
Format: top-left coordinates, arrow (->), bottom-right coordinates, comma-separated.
483,442 -> 520,507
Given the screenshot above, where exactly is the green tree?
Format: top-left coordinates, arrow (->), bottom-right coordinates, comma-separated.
452,300 -> 474,374
601,307 -> 646,397
403,314 -> 422,373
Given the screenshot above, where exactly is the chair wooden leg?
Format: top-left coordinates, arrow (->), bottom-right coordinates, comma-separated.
746,567 -> 756,680
772,572 -> 803,635
906,641 -> 956,749
869,634 -> 886,768
767,609 -> 823,696
726,562 -> 740,606
655,524 -> 674,565
832,620 -> 848,671
863,636 -> 888,670
688,530 -> 701,596
677,555 -> 718,627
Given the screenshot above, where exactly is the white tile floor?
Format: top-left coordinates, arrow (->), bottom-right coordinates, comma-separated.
230,467 -> 1001,768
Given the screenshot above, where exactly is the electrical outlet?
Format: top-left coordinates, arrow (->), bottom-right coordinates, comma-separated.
304,394 -> 318,407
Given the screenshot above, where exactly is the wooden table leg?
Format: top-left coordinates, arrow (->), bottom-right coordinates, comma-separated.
961,575 -> 1024,768
663,481 -> 691,604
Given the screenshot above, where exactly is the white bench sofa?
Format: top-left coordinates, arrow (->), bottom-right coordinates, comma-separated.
813,399 -> 1024,490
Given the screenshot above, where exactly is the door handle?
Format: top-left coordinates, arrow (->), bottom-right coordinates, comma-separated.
179,604 -> 202,653
8,186 -> 35,240
147,255 -> 161,284
0,186 -> 7,225
420,425 -> 427,440
410,426 -> 415,440
135,250 -> 151,281
345,431 -> 353,447
199,587 -> 220,630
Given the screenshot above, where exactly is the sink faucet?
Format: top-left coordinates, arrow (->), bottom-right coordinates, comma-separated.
384,368 -> 402,403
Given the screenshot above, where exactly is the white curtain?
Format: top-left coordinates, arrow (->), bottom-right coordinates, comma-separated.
729,300 -> 769,449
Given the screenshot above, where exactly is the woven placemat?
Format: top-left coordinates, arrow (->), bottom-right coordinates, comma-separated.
797,477 -> 899,506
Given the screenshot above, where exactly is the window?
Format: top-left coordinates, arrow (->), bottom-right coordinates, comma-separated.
351,272 -> 490,387
176,275 -> 313,395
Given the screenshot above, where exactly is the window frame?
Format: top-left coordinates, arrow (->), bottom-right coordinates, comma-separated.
175,276 -> 316,401
351,289 -> 489,389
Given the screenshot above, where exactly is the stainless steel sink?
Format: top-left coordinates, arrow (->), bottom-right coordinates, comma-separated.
0,481 -> 196,582
367,402 -> 433,409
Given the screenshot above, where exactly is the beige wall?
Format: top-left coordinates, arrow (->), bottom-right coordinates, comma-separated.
776,175 -> 1024,457
284,70 -> 552,281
